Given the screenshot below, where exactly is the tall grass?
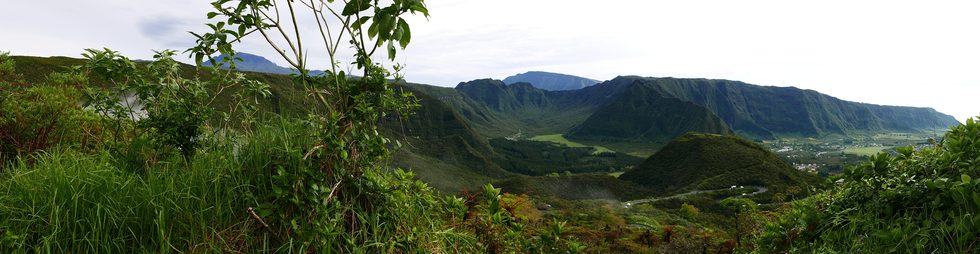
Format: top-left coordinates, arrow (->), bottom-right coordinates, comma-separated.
0,118 -> 481,253
0,121 -> 301,252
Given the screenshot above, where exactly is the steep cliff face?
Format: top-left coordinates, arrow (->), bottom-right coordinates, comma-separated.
614,76 -> 959,138
567,84 -> 733,143
447,75 -> 957,143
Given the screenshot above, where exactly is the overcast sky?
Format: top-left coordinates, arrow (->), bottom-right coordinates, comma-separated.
2,0 -> 977,122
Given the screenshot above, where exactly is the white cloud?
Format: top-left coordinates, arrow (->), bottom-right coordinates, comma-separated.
1,0 -> 977,121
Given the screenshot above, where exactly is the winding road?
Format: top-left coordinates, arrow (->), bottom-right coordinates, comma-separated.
623,186 -> 768,208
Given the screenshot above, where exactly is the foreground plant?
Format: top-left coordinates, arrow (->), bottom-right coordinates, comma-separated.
756,117 -> 980,253
190,0 -> 446,251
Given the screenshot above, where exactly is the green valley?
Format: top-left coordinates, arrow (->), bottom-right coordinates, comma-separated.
2,1 -> 976,253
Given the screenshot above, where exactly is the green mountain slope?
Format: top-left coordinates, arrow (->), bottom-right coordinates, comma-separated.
401,82 -> 533,138
610,76 -> 960,138
383,84 -> 515,191
441,75 -> 958,143
566,83 -> 733,143
620,133 -> 821,196
451,79 -> 599,137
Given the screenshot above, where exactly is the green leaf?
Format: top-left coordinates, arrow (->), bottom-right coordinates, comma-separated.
207,12 -> 219,19
238,25 -> 247,38
409,3 -> 429,17
387,41 -> 396,60
342,0 -> 371,16
367,19 -> 379,39
962,174 -> 972,183
397,18 -> 411,48
195,54 -> 204,66
378,14 -> 395,41
352,16 -> 371,30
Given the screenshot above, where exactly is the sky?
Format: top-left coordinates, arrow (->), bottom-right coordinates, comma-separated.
2,0 -> 977,122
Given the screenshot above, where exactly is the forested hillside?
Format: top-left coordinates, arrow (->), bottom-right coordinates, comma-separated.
620,133 -> 821,198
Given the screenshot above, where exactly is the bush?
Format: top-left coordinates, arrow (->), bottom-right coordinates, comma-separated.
680,203 -> 700,218
755,117 -> 980,253
0,65 -> 101,166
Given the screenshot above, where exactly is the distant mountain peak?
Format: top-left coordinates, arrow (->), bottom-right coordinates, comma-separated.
203,52 -> 324,75
221,52 -> 276,63
503,71 -> 600,91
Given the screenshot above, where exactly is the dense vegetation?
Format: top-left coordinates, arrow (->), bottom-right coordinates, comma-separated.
756,118 -> 980,253
489,138 -> 641,176
1,0 -> 974,251
494,174 -> 652,201
620,133 -> 822,201
1,0 -> 587,252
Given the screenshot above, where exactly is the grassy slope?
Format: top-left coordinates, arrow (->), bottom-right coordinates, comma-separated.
529,134 -> 613,154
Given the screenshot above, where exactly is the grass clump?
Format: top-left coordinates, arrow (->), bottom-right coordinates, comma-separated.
0,145 -> 261,252
0,120 -> 485,253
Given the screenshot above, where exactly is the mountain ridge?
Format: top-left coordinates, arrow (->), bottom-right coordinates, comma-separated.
445,75 -> 958,143
202,53 -> 326,75
502,71 -> 600,91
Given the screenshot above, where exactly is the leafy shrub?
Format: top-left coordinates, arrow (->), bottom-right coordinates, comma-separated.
755,117 -> 980,253
0,59 -> 101,165
0,52 -> 21,85
462,184 -> 583,253
680,203 -> 701,218
81,49 -> 232,160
